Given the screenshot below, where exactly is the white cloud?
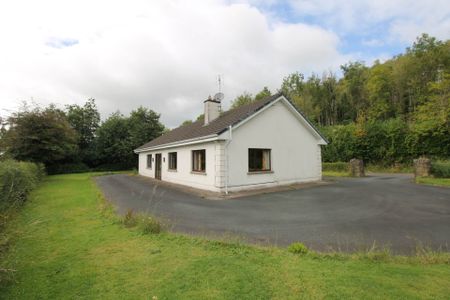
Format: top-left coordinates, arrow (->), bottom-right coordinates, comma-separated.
289,0 -> 450,42
0,0 -> 348,127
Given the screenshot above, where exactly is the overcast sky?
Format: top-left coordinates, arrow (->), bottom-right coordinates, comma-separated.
0,0 -> 449,127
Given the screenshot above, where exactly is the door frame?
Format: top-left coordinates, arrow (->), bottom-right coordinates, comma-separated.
155,153 -> 162,180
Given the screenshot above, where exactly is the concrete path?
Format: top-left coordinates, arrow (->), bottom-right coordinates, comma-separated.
95,174 -> 450,253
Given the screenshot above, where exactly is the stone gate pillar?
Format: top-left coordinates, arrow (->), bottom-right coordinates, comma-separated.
413,157 -> 431,177
349,158 -> 365,177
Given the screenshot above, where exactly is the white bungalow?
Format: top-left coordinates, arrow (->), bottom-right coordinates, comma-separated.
135,93 -> 327,193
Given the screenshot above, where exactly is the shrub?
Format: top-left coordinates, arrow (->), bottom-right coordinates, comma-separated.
122,209 -> 138,227
137,215 -> 162,234
322,162 -> 348,172
431,161 -> 450,178
288,242 -> 309,254
0,160 -> 45,213
121,210 -> 162,234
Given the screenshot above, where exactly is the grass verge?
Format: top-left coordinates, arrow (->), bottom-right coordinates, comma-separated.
1,173 -> 450,299
415,176 -> 450,187
322,170 -> 350,177
365,164 -> 413,173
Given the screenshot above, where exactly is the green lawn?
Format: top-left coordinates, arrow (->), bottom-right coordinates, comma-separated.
1,173 -> 450,299
416,176 -> 450,187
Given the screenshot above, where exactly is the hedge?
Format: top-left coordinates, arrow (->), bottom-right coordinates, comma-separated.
0,160 -> 45,212
46,163 -> 90,175
321,119 -> 450,164
322,162 -> 348,172
46,162 -> 132,175
431,161 -> 450,178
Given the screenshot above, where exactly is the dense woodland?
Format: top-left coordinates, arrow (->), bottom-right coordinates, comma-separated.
232,34 -> 450,164
0,34 -> 448,172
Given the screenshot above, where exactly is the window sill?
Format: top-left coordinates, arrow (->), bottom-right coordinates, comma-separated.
247,170 -> 274,175
146,168 -> 152,170
167,169 -> 177,172
191,171 -> 207,175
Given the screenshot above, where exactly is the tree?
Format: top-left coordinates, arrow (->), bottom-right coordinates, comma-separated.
410,72 -> 450,157
365,61 -> 395,120
281,72 -> 304,97
231,92 -> 253,109
282,72 -> 322,124
320,72 -> 339,126
180,120 -> 193,126
128,107 -> 165,151
95,112 -> 132,167
0,117 -> 6,142
0,116 -> 9,158
403,34 -> 449,112
66,98 -> 100,148
2,105 -> 78,167
95,107 -> 165,169
340,61 -> 369,121
254,86 -> 272,101
66,98 -> 100,165
230,87 -> 273,110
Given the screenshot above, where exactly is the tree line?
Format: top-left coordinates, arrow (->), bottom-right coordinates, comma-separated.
0,100 -> 165,173
234,34 -> 448,126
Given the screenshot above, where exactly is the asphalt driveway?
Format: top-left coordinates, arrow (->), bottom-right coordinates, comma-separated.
95,174 -> 450,253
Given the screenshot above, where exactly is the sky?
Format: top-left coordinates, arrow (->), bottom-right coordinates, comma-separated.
0,0 -> 449,128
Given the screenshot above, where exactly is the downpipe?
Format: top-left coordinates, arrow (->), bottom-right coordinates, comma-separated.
224,125 -> 232,195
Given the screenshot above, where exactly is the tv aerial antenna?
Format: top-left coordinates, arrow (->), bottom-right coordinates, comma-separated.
214,74 -> 224,102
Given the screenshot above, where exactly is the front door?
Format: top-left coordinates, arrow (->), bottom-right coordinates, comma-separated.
155,153 -> 162,180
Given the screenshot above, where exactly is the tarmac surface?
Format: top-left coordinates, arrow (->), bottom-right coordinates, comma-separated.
95,173 -> 450,253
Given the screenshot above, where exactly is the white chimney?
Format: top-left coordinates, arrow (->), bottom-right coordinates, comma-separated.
204,95 -> 221,125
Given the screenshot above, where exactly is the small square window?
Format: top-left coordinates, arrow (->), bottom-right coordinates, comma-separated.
248,148 -> 271,172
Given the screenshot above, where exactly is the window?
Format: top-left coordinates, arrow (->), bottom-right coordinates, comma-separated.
248,148 -> 271,172
192,149 -> 206,172
147,154 -> 152,169
168,152 -> 177,170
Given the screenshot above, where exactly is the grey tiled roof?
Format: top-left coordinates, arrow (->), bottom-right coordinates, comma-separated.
135,92 -> 326,151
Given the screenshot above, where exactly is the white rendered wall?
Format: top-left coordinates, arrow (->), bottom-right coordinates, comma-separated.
138,141 -> 224,191
138,99 -> 323,193
224,100 -> 322,191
